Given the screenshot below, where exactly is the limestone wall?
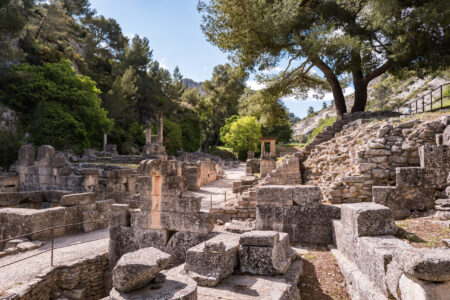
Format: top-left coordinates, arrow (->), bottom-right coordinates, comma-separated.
0,193 -> 114,248
303,115 -> 449,204
13,145 -> 136,202
5,252 -> 109,300
0,173 -> 19,192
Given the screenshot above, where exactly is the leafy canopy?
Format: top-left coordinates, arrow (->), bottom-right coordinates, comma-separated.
220,115 -> 262,160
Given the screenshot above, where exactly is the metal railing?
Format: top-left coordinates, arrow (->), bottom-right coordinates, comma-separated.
0,220 -> 108,269
204,191 -> 240,210
402,83 -> 450,115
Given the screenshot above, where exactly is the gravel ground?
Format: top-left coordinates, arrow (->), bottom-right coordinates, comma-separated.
191,163 -> 246,211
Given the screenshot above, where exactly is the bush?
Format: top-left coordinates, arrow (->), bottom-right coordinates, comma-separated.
163,119 -> 183,155
0,130 -> 22,169
220,115 -> 262,160
0,60 -> 113,152
181,117 -> 201,152
108,122 -> 145,155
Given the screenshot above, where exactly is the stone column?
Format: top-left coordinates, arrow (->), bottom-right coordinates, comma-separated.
145,123 -> 152,144
103,133 -> 108,151
270,140 -> 276,158
158,111 -> 164,144
261,141 -> 265,158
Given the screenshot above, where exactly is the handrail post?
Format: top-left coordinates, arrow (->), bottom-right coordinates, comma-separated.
210,195 -> 212,209
224,192 -> 226,203
441,85 -> 444,109
409,103 -> 412,115
422,97 -> 424,113
50,227 -> 54,267
415,100 -> 417,114
430,91 -> 432,110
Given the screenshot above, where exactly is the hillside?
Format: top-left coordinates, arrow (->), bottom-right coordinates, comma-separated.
293,71 -> 450,141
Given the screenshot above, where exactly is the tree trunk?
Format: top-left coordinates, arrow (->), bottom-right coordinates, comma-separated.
351,71 -> 368,112
314,59 -> 347,117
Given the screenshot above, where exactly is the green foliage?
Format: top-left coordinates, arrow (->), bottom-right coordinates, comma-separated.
220,116 -> 261,160
307,117 -> 337,143
0,130 -> 23,169
0,60 -> 113,152
108,122 -> 145,155
163,119 -> 183,156
199,0 -> 450,114
180,117 -> 201,152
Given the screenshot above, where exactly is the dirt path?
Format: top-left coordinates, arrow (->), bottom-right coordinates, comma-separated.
191,163 -> 246,211
0,229 -> 109,293
294,245 -> 349,300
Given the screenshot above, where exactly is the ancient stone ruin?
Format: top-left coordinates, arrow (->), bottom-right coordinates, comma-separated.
1,111 -> 450,300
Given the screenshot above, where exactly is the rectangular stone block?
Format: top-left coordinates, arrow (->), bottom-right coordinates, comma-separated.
161,212 -> 214,234
60,192 -> 95,207
173,195 -> 201,213
341,203 -> 397,237
239,231 -> 279,247
419,145 -> 450,169
292,185 -> 322,205
257,185 -> 295,206
396,167 -> 438,187
185,233 -> 239,286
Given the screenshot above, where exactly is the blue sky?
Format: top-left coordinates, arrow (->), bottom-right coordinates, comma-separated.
89,0 -> 350,118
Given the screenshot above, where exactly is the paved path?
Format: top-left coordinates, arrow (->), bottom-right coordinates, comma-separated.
191,163 -> 246,211
0,229 -> 109,294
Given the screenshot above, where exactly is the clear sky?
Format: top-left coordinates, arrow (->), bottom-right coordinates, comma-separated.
89,0 -> 348,118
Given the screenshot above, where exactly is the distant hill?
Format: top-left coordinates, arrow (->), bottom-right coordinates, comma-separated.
183,78 -> 203,90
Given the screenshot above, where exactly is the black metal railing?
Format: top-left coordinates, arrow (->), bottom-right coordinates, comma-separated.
402,82 -> 450,115
0,220 -> 108,269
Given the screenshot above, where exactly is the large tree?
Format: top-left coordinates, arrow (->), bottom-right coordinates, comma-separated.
199,0 -> 450,116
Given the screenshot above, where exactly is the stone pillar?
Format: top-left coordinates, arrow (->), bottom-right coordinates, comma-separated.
247,150 -> 254,159
145,123 -> 152,144
103,133 -> 108,151
270,140 -> 276,158
158,111 -> 164,144
261,141 -> 265,158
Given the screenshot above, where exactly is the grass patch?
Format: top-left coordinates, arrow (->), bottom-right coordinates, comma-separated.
306,116 -> 337,143
206,146 -> 236,160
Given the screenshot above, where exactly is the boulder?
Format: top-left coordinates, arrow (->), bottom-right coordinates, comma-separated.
112,247 -> 172,292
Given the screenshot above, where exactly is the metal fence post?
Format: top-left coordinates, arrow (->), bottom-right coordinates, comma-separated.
430,91 -> 433,110
416,100 -> 418,114
210,195 -> 212,209
441,85 -> 444,109
50,227 -> 54,267
224,192 -> 226,203
422,97 -> 424,113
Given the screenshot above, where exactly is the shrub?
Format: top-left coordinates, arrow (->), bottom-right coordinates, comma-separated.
0,130 -> 22,169
220,115 -> 262,160
163,119 -> 183,155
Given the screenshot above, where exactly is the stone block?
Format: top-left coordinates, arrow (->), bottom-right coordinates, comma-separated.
112,247 -> 172,292
292,185 -> 322,205
419,145 -> 450,169
341,203 -> 397,237
257,185 -> 295,206
110,268 -> 197,300
399,274 -> 450,300
396,167 -> 438,187
394,248 -> 450,282
239,230 -> 279,247
185,233 -> 239,286
173,195 -> 201,213
17,145 -> 35,166
36,145 -> 55,166
60,192 -> 95,207
239,232 -> 291,275
81,210 -> 99,232
443,125 -> 450,146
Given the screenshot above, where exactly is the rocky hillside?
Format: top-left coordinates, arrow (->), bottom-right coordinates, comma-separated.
293,71 -> 450,141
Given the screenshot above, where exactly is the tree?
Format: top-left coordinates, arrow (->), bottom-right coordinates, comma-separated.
0,60 -> 113,152
220,116 -> 262,160
0,0 -> 35,65
307,106 -> 314,116
322,102 -> 327,110
199,0 -> 450,116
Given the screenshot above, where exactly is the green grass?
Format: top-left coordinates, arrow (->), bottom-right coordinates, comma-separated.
306,116 -> 337,143
206,146 -> 236,160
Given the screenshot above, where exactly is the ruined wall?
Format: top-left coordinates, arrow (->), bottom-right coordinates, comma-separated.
0,173 -> 19,192
5,252 -> 109,300
109,159 -> 215,267
183,160 -> 219,190
13,145 -> 136,202
0,193 -> 114,248
303,116 -> 448,203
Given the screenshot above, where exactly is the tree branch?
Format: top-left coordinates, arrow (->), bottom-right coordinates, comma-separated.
364,60 -> 391,84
